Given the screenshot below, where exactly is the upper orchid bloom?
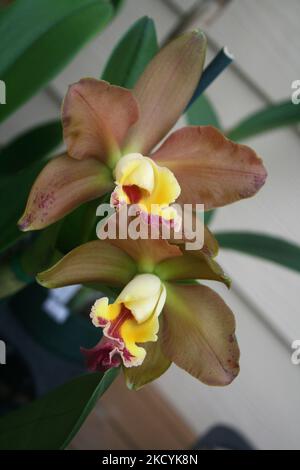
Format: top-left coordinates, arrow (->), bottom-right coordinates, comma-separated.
19,30 -> 267,232
37,233 -> 239,390
110,153 -> 181,227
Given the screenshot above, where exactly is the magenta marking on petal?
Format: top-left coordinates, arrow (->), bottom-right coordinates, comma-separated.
239,171 -> 267,198
254,172 -> 267,190
139,208 -> 180,232
110,188 -> 120,208
81,338 -> 122,372
81,335 -> 135,372
87,305 -> 139,370
18,214 -> 32,230
32,190 -> 56,211
123,184 -> 142,204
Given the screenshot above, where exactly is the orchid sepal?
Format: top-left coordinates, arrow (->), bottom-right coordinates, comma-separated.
124,30 -> 207,155
155,251 -> 231,288
162,283 -> 240,385
152,126 -> 267,209
18,154 -> 114,232
36,240 -> 137,289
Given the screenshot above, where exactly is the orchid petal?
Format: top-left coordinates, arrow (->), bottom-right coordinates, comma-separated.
36,240 -> 137,288
153,126 -> 267,210
90,283 -> 164,369
168,210 -> 219,257
81,337 -> 122,372
156,252 -> 230,288
62,78 -> 139,164
115,153 -> 155,193
124,322 -> 171,390
162,283 -> 240,385
110,238 -> 181,268
103,212 -> 182,266
124,31 -> 207,154
18,154 -> 113,231
116,274 -> 166,323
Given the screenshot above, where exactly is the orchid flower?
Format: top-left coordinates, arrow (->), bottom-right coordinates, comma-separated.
19,30 -> 266,232
37,234 -> 239,390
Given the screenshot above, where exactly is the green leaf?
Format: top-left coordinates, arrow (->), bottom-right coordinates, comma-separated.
204,210 -> 215,225
186,93 -> 221,129
216,231 -> 300,274
186,94 -> 221,226
0,224 -> 61,300
0,0 -> 113,123
0,120 -> 61,178
0,261 -> 28,300
56,192 -> 110,255
227,100 -> 300,141
102,15 -> 158,88
0,369 -> 119,450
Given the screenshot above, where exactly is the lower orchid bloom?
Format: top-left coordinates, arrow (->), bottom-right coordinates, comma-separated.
37,235 -> 239,390
86,274 -> 166,369
18,29 -> 266,232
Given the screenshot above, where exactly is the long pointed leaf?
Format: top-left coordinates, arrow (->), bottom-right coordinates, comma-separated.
0,369 -> 119,450
102,16 -> 158,88
227,101 -> 300,141
216,231 -> 300,273
0,0 -> 113,122
186,93 -> 221,129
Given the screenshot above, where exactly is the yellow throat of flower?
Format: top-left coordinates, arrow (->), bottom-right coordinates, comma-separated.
89,274 -> 166,368
110,153 -> 181,226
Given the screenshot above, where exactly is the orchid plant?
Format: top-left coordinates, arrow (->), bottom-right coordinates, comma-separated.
16,28 -> 267,387
0,1 -> 299,450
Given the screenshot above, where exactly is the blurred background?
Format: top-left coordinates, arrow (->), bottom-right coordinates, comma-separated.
0,0 -> 300,450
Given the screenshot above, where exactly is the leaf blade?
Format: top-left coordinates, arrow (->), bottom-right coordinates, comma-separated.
0,120 -> 61,176
186,93 -> 221,129
216,231 -> 300,273
227,100 -> 300,141
0,0 -> 113,122
0,369 -> 119,450
102,16 -> 158,88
